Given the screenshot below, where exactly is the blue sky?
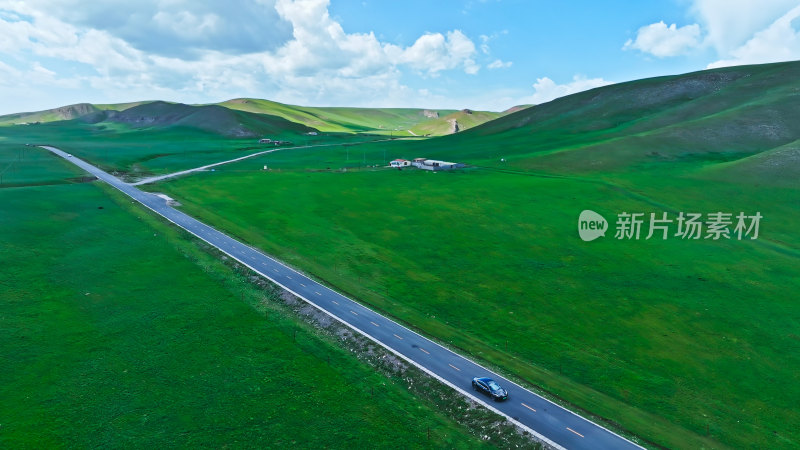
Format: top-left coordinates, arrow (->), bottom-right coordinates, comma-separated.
0,0 -> 798,114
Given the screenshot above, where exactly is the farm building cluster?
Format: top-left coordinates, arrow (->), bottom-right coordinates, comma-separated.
390,158 -> 465,171
258,138 -> 293,146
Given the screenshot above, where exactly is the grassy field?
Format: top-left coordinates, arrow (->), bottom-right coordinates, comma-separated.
151,163 -> 799,449
0,142 -> 85,187
0,121 -> 389,179
4,60 -> 798,448
0,149 -> 488,448
145,62 -> 800,449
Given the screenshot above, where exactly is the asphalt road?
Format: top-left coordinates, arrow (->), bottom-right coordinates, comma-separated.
43,146 -> 645,450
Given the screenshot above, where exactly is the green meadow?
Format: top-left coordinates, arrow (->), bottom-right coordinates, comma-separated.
151,161 -> 798,449
145,63 -> 800,448
3,60 -> 798,448
0,147 -> 486,448
0,121 -> 385,180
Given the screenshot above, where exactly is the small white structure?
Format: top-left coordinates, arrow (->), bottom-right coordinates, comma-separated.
411,158 -> 465,171
390,159 -> 411,168
259,138 -> 272,144
306,131 -> 319,136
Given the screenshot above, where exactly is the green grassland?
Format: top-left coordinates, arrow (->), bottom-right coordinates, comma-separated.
153,164 -> 799,449
0,148 -> 487,448
4,60 -> 798,448
0,142 -> 85,187
0,119 -> 387,180
145,61 -> 800,448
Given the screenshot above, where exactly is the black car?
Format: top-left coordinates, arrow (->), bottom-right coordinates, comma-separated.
472,376 -> 508,401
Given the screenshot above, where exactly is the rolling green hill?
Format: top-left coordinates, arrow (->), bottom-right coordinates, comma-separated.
409,109 -> 502,136
408,60 -> 800,175
0,103 -> 100,126
219,98 -> 503,135
0,101 -> 153,126
700,138 -> 800,187
219,98 -> 439,133
1,98 -> 504,136
107,101 -> 315,138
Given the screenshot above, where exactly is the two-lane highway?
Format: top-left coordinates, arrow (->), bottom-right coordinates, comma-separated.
43,146 -> 644,450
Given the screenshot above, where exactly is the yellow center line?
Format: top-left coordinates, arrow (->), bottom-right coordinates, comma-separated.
448,363 -> 460,371
566,427 -> 584,438
370,321 -> 380,327
350,310 -> 358,316
393,334 -> 403,340
521,402 -> 536,412
419,347 -> 430,355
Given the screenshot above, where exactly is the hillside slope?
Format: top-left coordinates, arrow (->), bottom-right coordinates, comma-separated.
1,98 -> 503,136
0,103 -> 100,125
107,101 -> 315,137
0,101 -> 154,126
412,60 -> 800,176
219,98 -> 501,135
409,109 -> 502,136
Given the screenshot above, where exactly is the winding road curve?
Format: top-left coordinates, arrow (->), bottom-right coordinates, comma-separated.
43,145 -> 645,450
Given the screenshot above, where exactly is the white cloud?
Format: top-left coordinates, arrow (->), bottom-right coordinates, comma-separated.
487,59 -> 512,69
0,0 -> 294,58
479,34 -> 490,54
399,30 -> 479,75
623,21 -> 701,57
0,0 -> 484,112
691,0 -> 799,54
626,0 -> 800,68
522,75 -> 613,105
707,4 -> 800,68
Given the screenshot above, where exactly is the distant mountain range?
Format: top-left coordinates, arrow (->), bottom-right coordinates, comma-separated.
3,60 -> 798,185
0,98 -> 519,137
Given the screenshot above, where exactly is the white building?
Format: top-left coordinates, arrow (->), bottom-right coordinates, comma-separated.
390,159 -> 411,168
411,158 -> 465,171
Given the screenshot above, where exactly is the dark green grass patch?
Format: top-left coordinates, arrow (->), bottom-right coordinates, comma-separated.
0,181 -> 486,448
0,143 -> 84,187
